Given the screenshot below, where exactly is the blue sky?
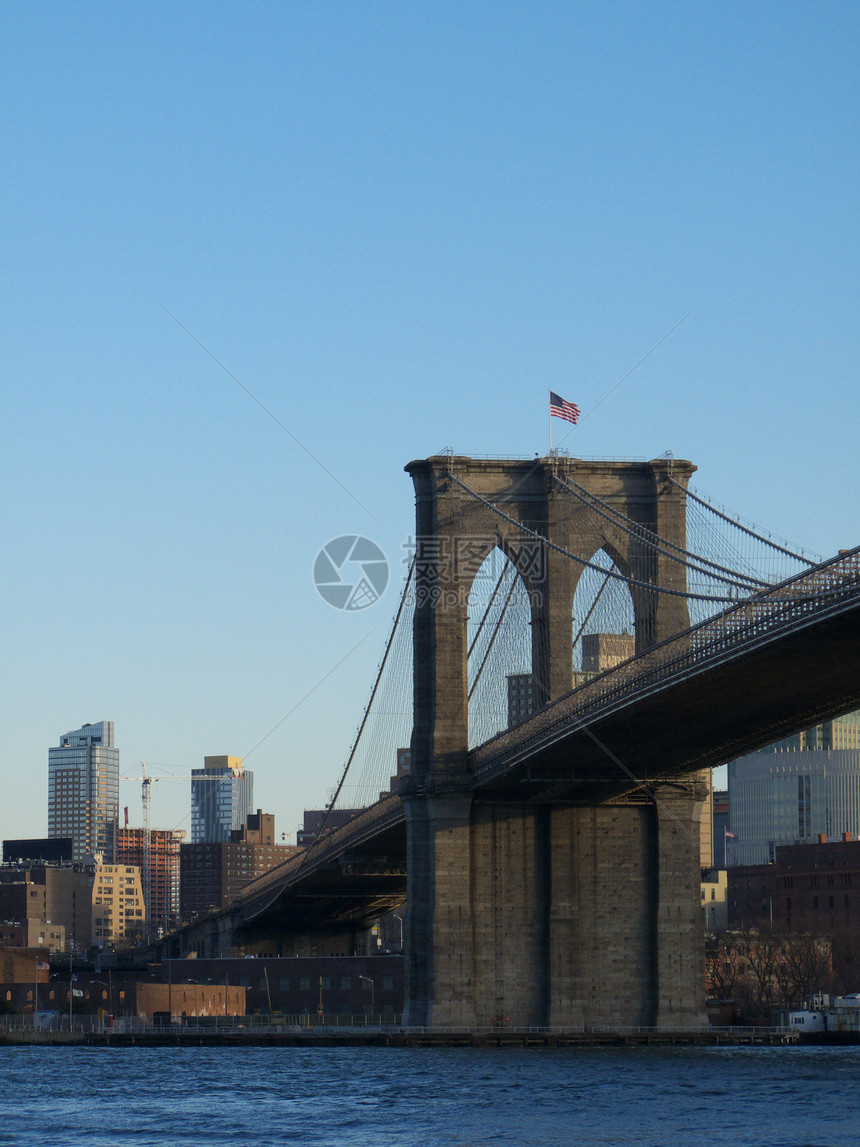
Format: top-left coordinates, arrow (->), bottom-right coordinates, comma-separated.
2,1 -> 857,844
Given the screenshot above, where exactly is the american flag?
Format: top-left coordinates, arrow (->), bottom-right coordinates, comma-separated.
549,391 -> 580,424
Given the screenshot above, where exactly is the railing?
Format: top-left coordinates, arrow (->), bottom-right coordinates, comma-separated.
0,1013 -> 402,1035
0,1017 -> 796,1039
436,453 -> 648,463
472,546 -> 860,782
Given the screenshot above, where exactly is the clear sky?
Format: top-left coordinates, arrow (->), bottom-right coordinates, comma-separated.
2,1 -> 857,845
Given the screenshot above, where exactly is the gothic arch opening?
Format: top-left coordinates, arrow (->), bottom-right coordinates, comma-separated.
467,546 -> 534,748
571,547 -> 636,683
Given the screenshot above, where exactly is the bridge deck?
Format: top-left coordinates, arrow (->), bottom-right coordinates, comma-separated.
180,548 -> 860,941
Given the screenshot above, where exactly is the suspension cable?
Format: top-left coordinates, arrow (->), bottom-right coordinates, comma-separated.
554,475 -> 770,589
468,565 -> 520,700
667,477 -> 817,565
467,562 -> 510,658
294,557 -> 416,873
446,472 -> 741,604
571,570 -> 614,650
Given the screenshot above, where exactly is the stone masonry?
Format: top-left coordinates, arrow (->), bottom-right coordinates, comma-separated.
401,455 -> 706,1028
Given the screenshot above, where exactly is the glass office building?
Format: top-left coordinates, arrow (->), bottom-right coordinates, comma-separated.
190,756 -> 254,843
48,720 -> 120,862
727,713 -> 860,866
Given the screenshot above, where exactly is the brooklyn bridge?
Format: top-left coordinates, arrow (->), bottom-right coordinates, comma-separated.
164,454 -> 860,1029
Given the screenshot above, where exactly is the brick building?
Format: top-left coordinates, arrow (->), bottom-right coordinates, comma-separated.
156,954 -> 404,1017
0,862 -> 93,950
180,811 -> 298,923
728,835 -> 860,988
0,957 -> 403,1022
0,920 -> 66,951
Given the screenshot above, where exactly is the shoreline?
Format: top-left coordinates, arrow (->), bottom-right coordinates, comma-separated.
0,1027 -> 806,1048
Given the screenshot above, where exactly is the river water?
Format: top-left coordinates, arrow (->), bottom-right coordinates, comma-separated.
2,1044 -> 859,1146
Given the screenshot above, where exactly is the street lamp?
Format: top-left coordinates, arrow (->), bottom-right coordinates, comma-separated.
68,944 -> 76,1030
393,914 -> 404,951
359,974 -> 374,1016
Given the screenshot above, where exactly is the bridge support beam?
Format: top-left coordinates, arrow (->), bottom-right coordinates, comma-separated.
653,776 -> 711,1028
403,793 -> 477,1028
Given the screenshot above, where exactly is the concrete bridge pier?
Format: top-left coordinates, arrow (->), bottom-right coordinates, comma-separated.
653,778 -> 711,1028
402,780 -> 709,1029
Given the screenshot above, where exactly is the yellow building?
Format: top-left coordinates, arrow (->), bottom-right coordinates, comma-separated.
701,867 -> 728,931
92,859 -> 145,947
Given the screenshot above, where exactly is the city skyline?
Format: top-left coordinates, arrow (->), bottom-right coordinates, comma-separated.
2,2 -> 857,847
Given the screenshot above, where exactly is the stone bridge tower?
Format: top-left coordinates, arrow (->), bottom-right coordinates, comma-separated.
401,454 -> 708,1029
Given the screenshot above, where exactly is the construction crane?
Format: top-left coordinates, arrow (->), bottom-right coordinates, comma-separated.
141,762 -> 152,925
121,762 -> 157,928
121,766 -> 236,937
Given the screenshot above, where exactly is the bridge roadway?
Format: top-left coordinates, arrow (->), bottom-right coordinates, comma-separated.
177,546 -> 860,955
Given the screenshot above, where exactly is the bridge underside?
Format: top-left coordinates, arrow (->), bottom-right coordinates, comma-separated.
476,601 -> 860,803
168,819 -> 407,960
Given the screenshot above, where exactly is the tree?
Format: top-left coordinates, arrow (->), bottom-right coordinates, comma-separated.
776,933 -> 833,1007
707,927 -> 835,1023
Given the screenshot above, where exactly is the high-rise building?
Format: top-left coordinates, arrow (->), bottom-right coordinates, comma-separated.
762,712 -> 860,753
116,827 -> 184,935
190,756 -> 254,843
507,674 -> 535,728
727,712 -> 860,866
48,721 -> 120,862
712,790 -> 729,867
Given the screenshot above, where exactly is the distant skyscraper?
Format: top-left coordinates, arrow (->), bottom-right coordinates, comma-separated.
48,721 -> 119,862
507,674 -> 535,728
191,756 -> 254,843
727,712 -> 860,865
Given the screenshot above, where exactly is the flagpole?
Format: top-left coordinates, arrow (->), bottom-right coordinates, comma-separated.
548,391 -> 552,455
